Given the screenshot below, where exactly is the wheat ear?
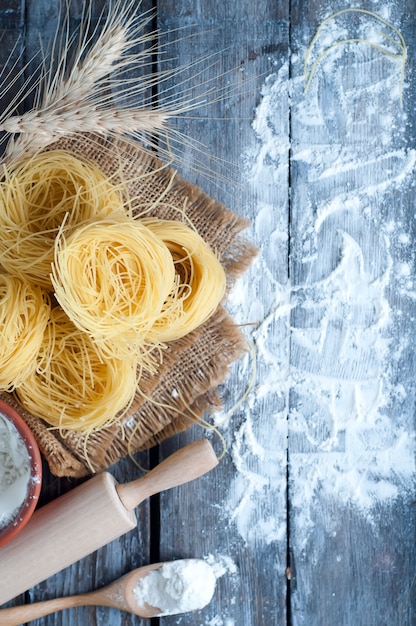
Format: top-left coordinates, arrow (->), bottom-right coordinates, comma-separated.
0,0 -> 238,186
42,1 -> 157,109
47,26 -> 128,108
1,2 -> 173,163
1,107 -> 169,140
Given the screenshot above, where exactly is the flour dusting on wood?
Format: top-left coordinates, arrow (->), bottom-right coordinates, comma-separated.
221,4 -> 415,551
219,61 -> 290,547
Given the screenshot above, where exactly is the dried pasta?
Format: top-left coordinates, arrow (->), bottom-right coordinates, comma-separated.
0,150 -> 126,288
0,149 -> 228,438
0,274 -> 51,391
15,307 -> 138,433
141,218 -> 226,343
51,212 -> 176,358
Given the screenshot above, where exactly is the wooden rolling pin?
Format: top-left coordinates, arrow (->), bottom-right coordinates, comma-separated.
0,439 -> 218,606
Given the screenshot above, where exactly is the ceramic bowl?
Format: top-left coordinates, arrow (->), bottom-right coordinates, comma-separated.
0,399 -> 42,547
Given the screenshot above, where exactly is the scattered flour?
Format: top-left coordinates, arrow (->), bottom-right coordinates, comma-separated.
221,5 -> 415,550
220,62 -> 290,547
205,552 -> 238,579
0,413 -> 31,530
205,618 -> 235,626
202,555 -> 238,626
133,559 -> 216,616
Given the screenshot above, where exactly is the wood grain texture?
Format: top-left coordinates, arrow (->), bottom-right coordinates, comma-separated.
289,2 -> 416,625
0,1 -> 415,625
156,2 -> 290,625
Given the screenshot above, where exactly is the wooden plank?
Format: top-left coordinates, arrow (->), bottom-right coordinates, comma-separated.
156,2 -> 290,625
288,2 -> 416,624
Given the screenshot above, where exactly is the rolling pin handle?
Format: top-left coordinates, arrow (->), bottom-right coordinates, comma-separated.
116,439 -> 219,511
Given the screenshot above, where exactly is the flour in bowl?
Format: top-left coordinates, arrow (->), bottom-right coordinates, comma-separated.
0,413 -> 31,529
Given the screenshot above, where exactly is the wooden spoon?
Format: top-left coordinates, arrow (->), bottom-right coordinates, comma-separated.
0,559 -> 209,624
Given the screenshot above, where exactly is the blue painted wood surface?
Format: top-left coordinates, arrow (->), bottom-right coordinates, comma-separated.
0,1 -> 415,625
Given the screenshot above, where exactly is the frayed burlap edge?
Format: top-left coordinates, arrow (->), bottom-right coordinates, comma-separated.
1,134 -> 257,477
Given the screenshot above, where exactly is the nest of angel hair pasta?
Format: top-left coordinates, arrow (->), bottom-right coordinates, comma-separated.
0,134 -> 257,477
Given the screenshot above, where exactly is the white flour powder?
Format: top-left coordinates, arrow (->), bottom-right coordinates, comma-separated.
0,413 -> 31,529
133,559 -> 216,616
221,3 -> 415,549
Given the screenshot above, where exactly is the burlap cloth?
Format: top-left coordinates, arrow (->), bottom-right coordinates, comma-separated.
0,134 -> 257,477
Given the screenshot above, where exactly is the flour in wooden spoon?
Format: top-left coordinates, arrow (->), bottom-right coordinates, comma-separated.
133,560 -> 216,616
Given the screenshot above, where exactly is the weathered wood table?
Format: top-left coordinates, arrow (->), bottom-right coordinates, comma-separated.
1,1 -> 415,624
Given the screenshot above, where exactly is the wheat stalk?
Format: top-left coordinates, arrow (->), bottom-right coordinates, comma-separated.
1,2 -> 173,163
0,0 -> 238,186
1,107 -> 170,135
1,107 -> 169,140
47,26 -> 128,108
42,2 -> 157,108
